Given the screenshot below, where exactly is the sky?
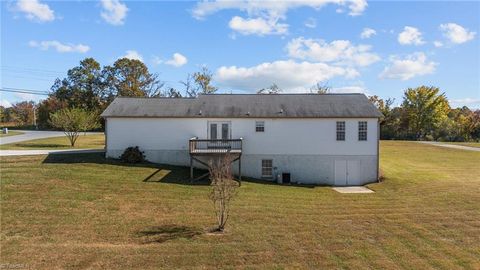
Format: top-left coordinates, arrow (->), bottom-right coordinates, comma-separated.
1,0 -> 479,108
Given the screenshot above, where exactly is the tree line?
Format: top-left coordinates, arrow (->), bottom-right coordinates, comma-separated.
0,57 -> 218,129
1,57 -> 479,142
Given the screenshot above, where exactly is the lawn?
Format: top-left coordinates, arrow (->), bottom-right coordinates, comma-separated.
1,141 -> 479,269
0,134 -> 104,150
0,131 -> 24,137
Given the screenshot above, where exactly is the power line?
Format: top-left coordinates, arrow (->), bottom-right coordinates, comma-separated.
0,89 -> 49,96
2,87 -> 50,93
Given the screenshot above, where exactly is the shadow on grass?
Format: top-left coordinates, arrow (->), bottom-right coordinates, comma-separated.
14,143 -> 67,148
136,224 -> 203,244
42,152 -> 210,185
41,152 -> 317,188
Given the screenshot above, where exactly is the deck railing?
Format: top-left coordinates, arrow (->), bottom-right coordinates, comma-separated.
189,137 -> 243,154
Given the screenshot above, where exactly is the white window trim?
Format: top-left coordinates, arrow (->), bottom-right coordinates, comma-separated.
261,159 -> 273,178
336,121 -> 346,141
255,121 -> 265,132
358,121 -> 368,141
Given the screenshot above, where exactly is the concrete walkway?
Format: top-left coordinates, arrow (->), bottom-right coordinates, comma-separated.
0,130 -> 102,145
332,186 -> 374,193
0,149 -> 104,157
418,141 -> 480,152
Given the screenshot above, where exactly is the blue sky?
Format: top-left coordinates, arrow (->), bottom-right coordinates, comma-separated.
1,0 -> 479,108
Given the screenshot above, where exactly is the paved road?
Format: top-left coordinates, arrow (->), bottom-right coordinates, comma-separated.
0,149 -> 104,156
418,141 -> 480,152
0,130 -> 102,145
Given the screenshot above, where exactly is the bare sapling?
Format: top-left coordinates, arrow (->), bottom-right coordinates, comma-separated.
208,155 -> 239,232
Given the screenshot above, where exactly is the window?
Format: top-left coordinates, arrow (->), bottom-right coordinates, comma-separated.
261,159 -> 273,178
358,121 -> 367,141
336,121 -> 345,141
255,121 -> 265,132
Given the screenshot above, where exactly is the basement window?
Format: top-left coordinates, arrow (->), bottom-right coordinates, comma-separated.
358,121 -> 368,141
261,159 -> 273,178
255,121 -> 265,132
336,121 -> 345,141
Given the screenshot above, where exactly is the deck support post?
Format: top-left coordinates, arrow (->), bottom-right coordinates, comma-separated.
238,156 -> 242,183
190,156 -> 193,180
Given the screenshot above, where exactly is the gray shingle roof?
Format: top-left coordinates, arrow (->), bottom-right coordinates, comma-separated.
101,94 -> 382,118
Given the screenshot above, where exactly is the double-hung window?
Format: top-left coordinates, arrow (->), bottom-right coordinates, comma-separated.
358,121 -> 367,141
336,121 -> 345,141
261,159 -> 273,178
255,121 -> 265,132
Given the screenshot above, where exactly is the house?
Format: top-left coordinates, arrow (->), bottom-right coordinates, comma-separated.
101,94 -> 382,186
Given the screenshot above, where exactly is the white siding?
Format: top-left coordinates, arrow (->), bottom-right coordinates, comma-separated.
106,118 -> 378,156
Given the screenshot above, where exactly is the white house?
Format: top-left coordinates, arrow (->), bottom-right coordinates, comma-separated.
101,94 -> 382,186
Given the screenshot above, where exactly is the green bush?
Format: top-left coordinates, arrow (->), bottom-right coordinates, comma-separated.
120,146 -> 145,163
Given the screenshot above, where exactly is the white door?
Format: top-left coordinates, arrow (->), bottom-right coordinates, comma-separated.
208,122 -> 230,140
347,160 -> 360,185
335,160 -> 360,186
334,160 -> 347,186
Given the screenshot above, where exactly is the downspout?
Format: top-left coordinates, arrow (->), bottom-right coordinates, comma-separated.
104,117 -> 108,158
377,118 -> 380,182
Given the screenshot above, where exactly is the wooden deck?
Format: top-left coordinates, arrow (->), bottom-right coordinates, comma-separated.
188,138 -> 243,182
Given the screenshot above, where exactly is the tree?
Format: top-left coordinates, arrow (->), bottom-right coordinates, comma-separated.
257,83 -> 282,94
208,155 -> 239,232
37,96 -> 68,129
162,87 -> 182,98
52,58 -> 104,111
310,82 -> 331,94
103,58 -> 164,100
49,108 -> 100,146
181,73 -> 198,97
193,67 -> 217,95
401,86 -> 450,139
369,95 -> 398,139
11,101 -> 36,126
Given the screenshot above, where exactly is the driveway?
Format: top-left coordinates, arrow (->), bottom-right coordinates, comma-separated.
0,130 -> 102,145
418,141 -> 480,152
0,149 -> 104,156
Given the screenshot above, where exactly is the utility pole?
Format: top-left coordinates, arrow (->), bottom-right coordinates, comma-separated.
33,104 -> 38,130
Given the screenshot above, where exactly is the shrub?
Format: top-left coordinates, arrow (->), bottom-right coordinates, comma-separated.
120,146 -> 145,163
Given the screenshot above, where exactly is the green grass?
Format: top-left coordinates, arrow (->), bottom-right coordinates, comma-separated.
444,142 -> 480,148
1,141 -> 479,269
0,134 -> 104,150
0,131 -> 24,137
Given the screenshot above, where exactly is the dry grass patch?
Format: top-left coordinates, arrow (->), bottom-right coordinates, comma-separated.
0,134 -> 104,150
1,141 -> 479,269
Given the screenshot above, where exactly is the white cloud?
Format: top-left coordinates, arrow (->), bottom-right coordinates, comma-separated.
450,98 -> 480,108
433,41 -> 443,48
440,23 -> 476,44
398,26 -> 425,45
0,99 -> 13,108
304,17 -> 317,28
192,0 -> 367,19
164,53 -> 188,67
286,37 -> 380,67
15,0 -> 55,22
121,50 -> 143,61
216,60 -> 359,92
100,0 -> 128,25
193,0 -> 366,36
360,28 -> 376,39
380,52 -> 437,80
229,16 -> 287,36
29,40 -> 90,53
331,86 -> 368,94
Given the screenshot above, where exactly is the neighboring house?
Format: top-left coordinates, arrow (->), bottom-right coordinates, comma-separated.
101,94 -> 382,186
